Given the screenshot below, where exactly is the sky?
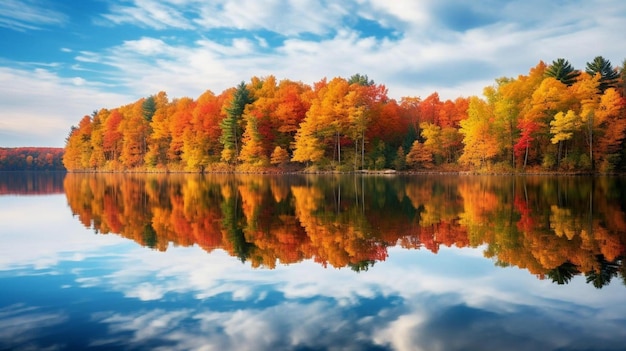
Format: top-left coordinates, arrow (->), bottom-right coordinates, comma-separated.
1,0 -> 626,148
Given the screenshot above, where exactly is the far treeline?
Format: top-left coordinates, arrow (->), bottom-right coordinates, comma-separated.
0,147 -> 65,171
63,56 -> 626,173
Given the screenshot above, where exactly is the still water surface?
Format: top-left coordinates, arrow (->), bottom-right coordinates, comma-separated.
1,172 -> 625,350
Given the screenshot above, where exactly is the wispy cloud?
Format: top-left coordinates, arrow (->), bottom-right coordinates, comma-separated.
101,0 -> 194,29
0,0 -> 67,31
87,0 -> 626,102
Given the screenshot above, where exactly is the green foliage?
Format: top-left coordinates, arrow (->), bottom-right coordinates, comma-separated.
142,95 -> 157,121
545,58 -> 580,86
586,56 -> 619,93
220,82 -> 254,164
348,73 -> 374,86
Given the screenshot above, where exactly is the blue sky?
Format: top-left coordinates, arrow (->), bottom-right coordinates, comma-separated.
1,0 -> 626,147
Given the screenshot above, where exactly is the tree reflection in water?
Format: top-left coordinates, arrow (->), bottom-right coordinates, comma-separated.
63,173 -> 626,288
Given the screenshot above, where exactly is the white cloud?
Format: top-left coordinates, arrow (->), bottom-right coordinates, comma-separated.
2,0 -> 626,147
0,0 -> 67,31
85,0 -> 626,102
0,67 -> 128,147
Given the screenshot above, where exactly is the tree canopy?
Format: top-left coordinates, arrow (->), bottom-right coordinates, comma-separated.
63,59 -> 626,174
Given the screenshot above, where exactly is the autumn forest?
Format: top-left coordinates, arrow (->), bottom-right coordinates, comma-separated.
63,57 -> 626,173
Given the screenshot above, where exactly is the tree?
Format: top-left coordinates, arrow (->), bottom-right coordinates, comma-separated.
270,146 -> 290,166
547,262 -> 580,285
220,82 -> 254,164
103,109 -> 123,164
89,109 -> 107,169
119,100 -> 149,169
620,59 -> 626,98
550,110 -> 580,164
63,115 -> 93,170
406,141 -> 433,169
291,77 -> 351,167
273,79 -> 312,151
521,77 -> 572,167
586,56 -> 619,93
169,97 -> 196,167
240,76 -> 280,165
142,95 -> 157,121
420,122 -> 443,163
182,89 -> 228,171
545,58 -> 579,86
420,93 -> 442,125
145,91 -> 171,168
458,97 -> 499,167
570,73 -> 602,168
594,88 -> 626,170
399,96 -> 421,139
511,61 -> 548,168
348,73 -> 374,86
393,146 -> 406,170
238,112 -> 269,166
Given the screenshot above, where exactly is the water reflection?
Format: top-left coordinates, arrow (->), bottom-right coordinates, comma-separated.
63,173 -> 626,288
0,171 -> 65,195
3,173 -> 626,350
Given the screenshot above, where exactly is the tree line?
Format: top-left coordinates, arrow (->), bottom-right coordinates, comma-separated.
63,57 -> 626,173
0,147 -> 65,171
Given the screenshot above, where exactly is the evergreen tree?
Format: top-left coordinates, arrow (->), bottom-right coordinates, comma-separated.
545,58 -> 579,86
220,81 -> 254,164
586,56 -> 619,93
142,95 -> 157,121
348,73 -> 374,86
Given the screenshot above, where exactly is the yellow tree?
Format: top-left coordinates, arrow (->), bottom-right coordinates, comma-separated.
270,146 -> 290,166
292,78 -> 351,166
182,89 -> 227,171
119,99 -> 150,169
488,62 -> 549,168
420,122 -> 443,162
570,73 -> 601,167
291,107 -> 327,165
145,92 -> 172,168
458,96 -> 499,168
238,112 -> 269,166
63,115 -> 93,171
523,77 -> 572,167
550,110 -> 581,166
89,109 -> 107,169
511,61 -> 548,167
239,76 -> 279,166
488,79 -> 519,167
595,88 -> 626,170
325,77 -> 352,165
345,86 -> 367,169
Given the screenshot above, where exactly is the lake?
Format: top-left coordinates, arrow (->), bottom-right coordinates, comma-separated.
1,172 -> 625,350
